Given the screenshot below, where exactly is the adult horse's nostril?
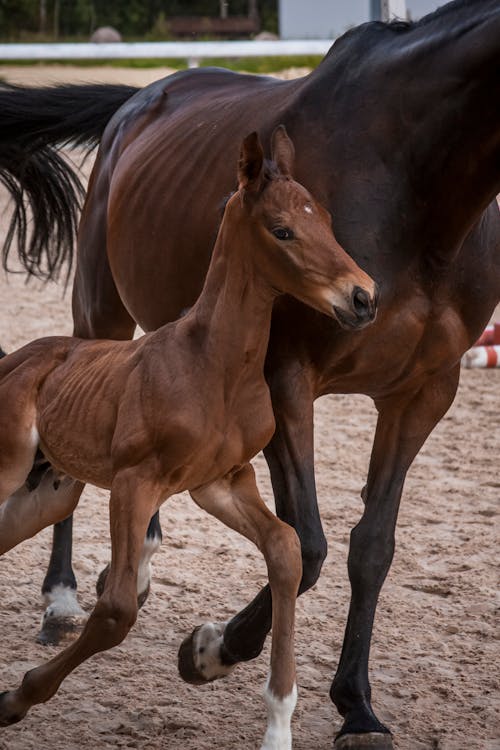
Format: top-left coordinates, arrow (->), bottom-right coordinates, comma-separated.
352,286 -> 372,319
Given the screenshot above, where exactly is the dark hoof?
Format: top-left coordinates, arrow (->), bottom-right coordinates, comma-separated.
97,564 -> 150,609
177,627 -> 209,685
0,691 -> 27,727
36,615 -> 83,646
335,733 -> 394,750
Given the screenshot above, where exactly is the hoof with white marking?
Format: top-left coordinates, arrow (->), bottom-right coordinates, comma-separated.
0,691 -> 27,727
37,585 -> 87,646
178,622 -> 236,685
335,732 -> 394,749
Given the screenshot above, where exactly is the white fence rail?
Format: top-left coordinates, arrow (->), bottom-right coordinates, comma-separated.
0,40 -> 333,68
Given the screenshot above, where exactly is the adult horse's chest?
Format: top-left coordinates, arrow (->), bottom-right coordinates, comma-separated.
310,287 -> 470,399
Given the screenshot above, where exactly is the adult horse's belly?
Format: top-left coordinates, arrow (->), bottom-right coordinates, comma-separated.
105,70 -> 305,332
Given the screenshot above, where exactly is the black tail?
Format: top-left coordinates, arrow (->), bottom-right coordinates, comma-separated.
0,82 -> 139,281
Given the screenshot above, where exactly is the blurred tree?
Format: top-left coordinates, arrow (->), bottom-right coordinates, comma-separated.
0,0 -> 38,38
0,0 -> 278,40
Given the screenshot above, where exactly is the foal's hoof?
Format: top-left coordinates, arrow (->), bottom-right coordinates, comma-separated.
178,622 -> 236,685
0,691 -> 27,727
178,627 -> 209,685
335,733 -> 394,750
96,564 -> 150,609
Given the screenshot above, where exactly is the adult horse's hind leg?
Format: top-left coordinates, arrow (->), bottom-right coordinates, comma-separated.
330,367 -> 460,749
189,464 -> 302,750
38,498 -> 87,645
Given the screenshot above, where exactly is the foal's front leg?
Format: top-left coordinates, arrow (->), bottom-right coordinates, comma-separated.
190,464 -> 302,750
178,363 -> 325,678
0,469 -> 160,726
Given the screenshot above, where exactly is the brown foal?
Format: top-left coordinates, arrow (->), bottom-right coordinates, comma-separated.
0,128 -> 376,747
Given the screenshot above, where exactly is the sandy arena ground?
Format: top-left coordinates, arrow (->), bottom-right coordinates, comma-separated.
0,65 -> 498,750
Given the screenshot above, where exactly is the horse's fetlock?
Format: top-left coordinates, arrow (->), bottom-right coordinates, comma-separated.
330,674 -> 370,717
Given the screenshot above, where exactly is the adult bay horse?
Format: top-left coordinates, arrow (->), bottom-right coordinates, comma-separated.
0,0 -> 499,747
0,129 -> 376,747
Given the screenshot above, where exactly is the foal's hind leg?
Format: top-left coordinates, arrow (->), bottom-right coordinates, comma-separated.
0,468 -> 161,726
0,474 -> 83,556
189,464 -> 302,750
39,199 -> 139,644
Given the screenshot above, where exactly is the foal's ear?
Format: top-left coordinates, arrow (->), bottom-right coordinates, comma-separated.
238,132 -> 265,194
271,125 -> 295,177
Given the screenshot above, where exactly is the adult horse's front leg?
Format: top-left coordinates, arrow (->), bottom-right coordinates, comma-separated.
0,469 -> 160,726
178,361 -> 326,679
331,368 -> 460,749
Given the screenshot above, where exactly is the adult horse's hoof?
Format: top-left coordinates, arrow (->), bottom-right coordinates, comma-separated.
37,585 -> 87,646
96,563 -> 151,609
0,691 -> 27,727
335,733 -> 394,749
178,622 -> 236,685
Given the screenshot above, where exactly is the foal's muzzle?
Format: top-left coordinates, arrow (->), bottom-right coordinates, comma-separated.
333,285 -> 378,330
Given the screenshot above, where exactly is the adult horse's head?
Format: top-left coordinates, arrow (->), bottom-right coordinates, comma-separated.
230,126 -> 378,330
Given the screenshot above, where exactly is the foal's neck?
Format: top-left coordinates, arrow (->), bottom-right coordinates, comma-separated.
185,207 -> 276,376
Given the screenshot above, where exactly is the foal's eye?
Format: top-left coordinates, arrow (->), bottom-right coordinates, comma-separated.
272,227 -> 294,241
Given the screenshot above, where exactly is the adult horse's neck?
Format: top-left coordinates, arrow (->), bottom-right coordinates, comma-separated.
311,0 -> 499,269
183,205 -> 276,380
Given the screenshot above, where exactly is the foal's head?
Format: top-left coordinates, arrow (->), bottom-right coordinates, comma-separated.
228,127 -> 378,329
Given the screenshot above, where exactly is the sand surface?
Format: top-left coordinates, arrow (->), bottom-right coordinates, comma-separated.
0,65 -> 498,750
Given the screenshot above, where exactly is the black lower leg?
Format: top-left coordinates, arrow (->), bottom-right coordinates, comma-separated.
41,515 -> 77,594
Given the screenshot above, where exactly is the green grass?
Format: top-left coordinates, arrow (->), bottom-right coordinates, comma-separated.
0,55 -> 323,73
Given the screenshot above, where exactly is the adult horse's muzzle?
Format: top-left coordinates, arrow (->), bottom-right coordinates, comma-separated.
333,284 -> 379,330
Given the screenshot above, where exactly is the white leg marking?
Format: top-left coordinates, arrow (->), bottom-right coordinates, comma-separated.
42,583 -> 86,624
193,621 -> 236,681
137,534 -> 161,598
261,677 -> 297,750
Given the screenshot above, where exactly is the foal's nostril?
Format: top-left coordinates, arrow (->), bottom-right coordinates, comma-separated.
352,286 -> 372,319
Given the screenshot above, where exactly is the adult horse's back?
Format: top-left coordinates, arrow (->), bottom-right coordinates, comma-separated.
1,1 -> 499,747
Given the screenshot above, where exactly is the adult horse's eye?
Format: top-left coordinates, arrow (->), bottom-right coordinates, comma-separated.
272,227 -> 294,240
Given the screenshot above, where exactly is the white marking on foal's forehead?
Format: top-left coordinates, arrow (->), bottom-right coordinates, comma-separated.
304,204 -> 313,214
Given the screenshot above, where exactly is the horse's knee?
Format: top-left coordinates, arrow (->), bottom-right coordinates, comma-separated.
299,535 -> 327,594
265,523 -> 302,593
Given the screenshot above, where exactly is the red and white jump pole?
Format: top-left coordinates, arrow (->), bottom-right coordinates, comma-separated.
462,323 -> 500,368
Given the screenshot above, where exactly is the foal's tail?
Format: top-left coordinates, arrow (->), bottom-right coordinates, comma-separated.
0,82 -> 139,281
